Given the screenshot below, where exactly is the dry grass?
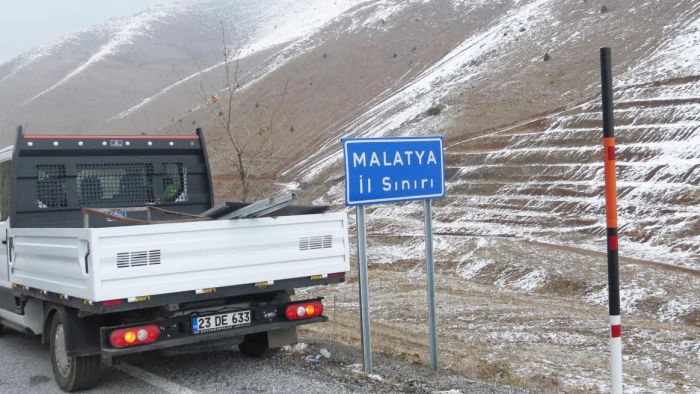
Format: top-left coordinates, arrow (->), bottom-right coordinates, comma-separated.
298,237 -> 700,393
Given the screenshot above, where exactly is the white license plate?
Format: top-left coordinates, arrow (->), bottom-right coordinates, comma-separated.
191,310 -> 251,334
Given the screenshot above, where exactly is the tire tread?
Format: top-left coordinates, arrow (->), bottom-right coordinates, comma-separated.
68,355 -> 101,391
49,314 -> 101,392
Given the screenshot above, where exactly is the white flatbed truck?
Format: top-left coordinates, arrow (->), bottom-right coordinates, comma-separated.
0,128 -> 349,391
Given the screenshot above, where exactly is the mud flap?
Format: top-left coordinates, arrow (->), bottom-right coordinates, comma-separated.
43,304 -> 102,357
267,326 -> 298,348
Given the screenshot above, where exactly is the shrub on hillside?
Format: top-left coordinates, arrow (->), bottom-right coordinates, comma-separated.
426,104 -> 444,116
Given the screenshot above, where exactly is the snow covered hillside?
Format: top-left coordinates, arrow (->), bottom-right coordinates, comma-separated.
277,0 -> 700,269
0,0 -> 359,138
1,0 -> 696,272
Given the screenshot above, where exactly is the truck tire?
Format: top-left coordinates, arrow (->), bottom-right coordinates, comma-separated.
238,332 -> 279,358
49,314 -> 101,392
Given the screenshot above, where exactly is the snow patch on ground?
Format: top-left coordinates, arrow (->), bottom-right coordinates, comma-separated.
346,0 -> 412,32
367,373 -> 384,382
108,56 -> 229,121
343,0 -> 556,138
243,0 -> 360,55
23,5 -> 180,104
658,299 -> 693,323
290,0 -> 557,184
282,342 -> 309,353
111,0 -> 362,122
0,33 -> 78,84
621,1 -> 700,85
511,270 -> 548,292
457,259 -> 493,279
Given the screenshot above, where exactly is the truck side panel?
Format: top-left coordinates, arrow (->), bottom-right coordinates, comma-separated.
10,213 -> 349,302
92,213 -> 348,301
10,229 -> 92,299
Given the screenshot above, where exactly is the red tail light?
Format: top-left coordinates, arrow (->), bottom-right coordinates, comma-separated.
101,299 -> 124,307
110,325 -> 160,348
285,301 -> 324,320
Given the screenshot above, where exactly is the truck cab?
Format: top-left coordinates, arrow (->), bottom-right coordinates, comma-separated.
0,145 -> 11,289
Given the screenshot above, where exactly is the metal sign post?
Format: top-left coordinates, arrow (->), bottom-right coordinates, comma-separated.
355,205 -> 373,373
423,199 -> 438,371
342,136 -> 445,374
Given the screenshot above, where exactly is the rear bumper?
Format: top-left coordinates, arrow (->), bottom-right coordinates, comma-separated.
98,298 -> 326,365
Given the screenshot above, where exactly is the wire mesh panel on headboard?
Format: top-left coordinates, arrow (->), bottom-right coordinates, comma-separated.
36,164 -> 68,208
77,163 -> 155,207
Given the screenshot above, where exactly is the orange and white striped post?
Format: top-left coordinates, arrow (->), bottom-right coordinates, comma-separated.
600,47 -> 622,394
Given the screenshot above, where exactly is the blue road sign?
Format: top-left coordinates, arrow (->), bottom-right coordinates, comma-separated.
342,136 -> 445,205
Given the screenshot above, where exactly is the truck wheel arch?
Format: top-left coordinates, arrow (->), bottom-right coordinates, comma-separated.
41,303 -> 102,357
41,305 -> 59,345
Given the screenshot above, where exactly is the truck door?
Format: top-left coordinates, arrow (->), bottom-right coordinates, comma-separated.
0,159 -> 10,288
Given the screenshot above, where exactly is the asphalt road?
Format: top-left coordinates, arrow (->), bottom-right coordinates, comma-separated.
0,330 -> 362,393
0,328 -> 535,393
0,330 -> 161,393
0,329 -> 388,394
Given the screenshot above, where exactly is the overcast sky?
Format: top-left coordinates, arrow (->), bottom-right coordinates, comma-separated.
0,0 -> 172,64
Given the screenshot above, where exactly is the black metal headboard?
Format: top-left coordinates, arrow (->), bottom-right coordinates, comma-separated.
10,129 -> 215,228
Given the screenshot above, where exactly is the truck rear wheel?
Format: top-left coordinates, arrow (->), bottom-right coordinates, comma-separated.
238,332 -> 279,358
49,314 -> 101,392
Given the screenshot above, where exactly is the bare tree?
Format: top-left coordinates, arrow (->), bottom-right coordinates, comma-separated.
200,22 -> 289,201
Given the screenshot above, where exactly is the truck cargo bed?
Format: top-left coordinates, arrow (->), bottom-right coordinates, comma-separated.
10,213 -> 348,302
